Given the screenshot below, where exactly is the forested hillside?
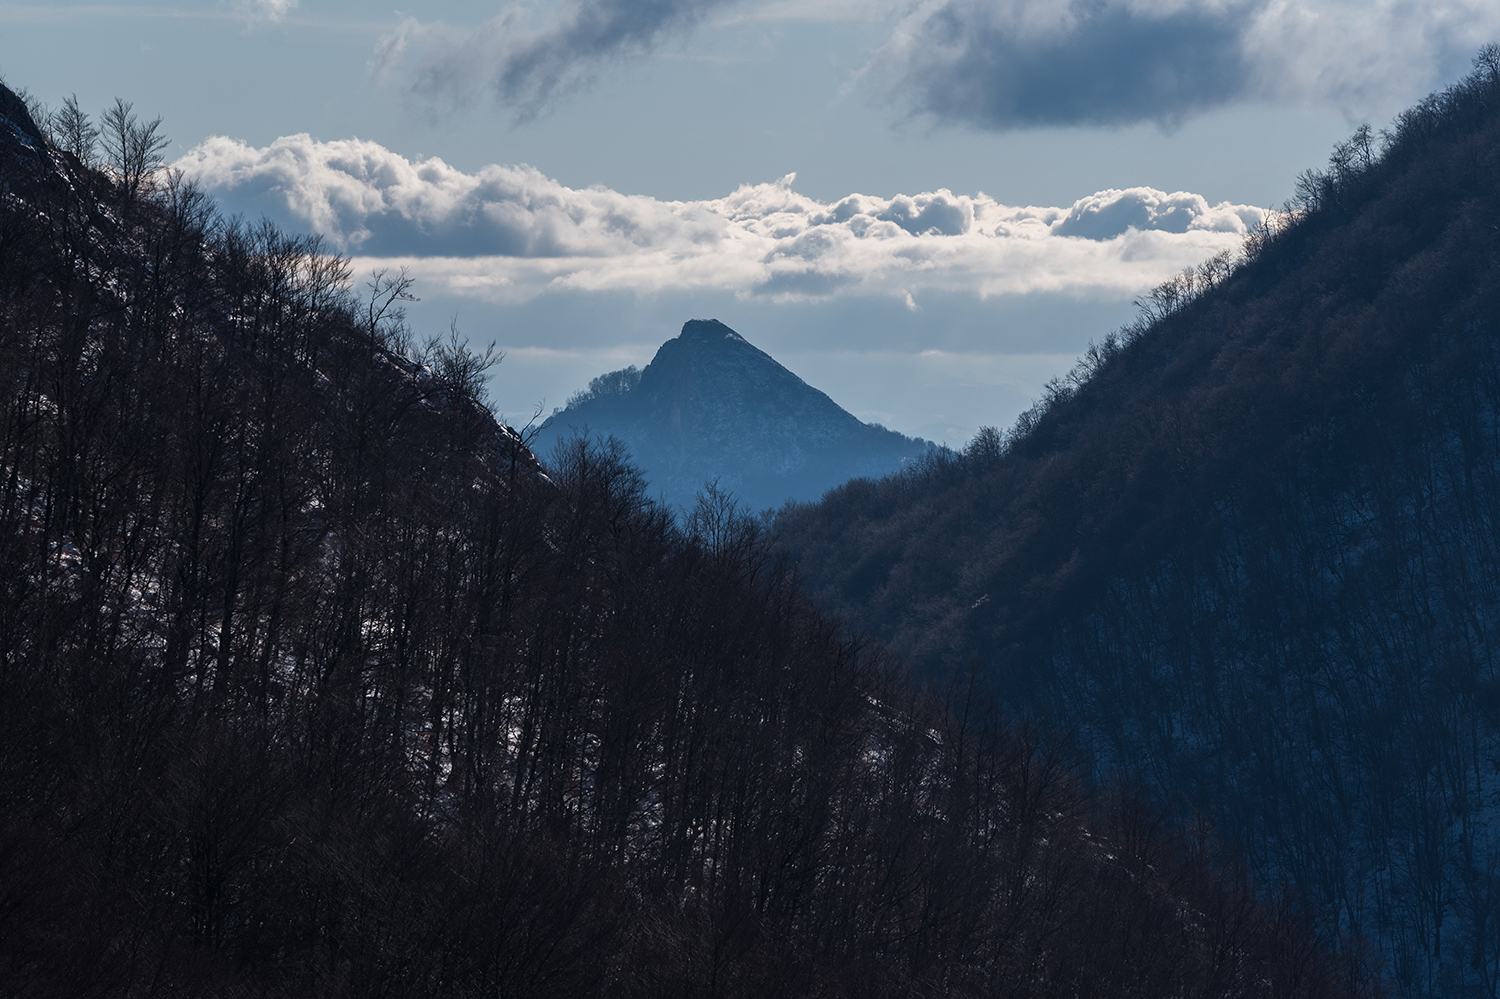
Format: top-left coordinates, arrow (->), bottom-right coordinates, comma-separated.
776,47 -> 1500,999
0,80 -> 1362,995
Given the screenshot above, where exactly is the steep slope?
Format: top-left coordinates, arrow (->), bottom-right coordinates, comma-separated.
534,319 -> 930,511
0,83 -> 1360,997
776,50 -> 1500,998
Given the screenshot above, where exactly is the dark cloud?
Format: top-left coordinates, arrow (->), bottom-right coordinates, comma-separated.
377,0 -> 1500,129
379,0 -> 738,118
882,0 -> 1260,129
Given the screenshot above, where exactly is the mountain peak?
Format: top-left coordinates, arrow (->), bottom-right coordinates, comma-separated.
678,318 -> 746,345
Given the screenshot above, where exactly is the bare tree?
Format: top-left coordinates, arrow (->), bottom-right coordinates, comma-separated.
100,97 -> 168,202
1476,42 -> 1500,83
365,266 -> 418,349
49,94 -> 99,168
415,322 -> 501,413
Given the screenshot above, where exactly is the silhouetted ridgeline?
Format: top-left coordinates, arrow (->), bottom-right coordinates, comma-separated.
0,82 -> 1360,995
776,47 -> 1500,999
533,319 -> 931,512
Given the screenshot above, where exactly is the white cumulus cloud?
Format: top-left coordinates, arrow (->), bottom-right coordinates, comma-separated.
1054,188 -> 1263,239
177,132 -> 1267,306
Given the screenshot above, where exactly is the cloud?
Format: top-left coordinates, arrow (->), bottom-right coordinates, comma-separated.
375,0 -> 739,118
1054,188 -> 1262,239
716,0 -> 905,25
230,0 -> 298,23
878,0 -> 1253,128
371,0 -> 1500,128
178,132 -> 1266,306
874,0 -> 1500,128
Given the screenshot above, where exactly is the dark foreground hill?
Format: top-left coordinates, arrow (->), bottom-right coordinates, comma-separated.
0,82 -> 1361,996
533,319 -> 930,512
776,49 -> 1500,998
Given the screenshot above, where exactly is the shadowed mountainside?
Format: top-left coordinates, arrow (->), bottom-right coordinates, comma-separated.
533,319 -> 931,511
776,48 -> 1500,999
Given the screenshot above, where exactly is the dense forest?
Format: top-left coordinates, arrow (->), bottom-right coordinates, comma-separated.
0,80 -> 1364,995
776,48 -> 1500,999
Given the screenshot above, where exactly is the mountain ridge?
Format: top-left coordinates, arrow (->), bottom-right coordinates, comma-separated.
775,47 -> 1500,998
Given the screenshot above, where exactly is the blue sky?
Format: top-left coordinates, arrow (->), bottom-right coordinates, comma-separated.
3,0 -> 1494,442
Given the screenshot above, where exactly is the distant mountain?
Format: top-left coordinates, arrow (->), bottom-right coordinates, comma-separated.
533,319 -> 930,511
776,50 -> 1500,998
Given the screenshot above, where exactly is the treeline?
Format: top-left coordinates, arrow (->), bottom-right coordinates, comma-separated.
0,84 -> 1361,996
775,47 -> 1500,998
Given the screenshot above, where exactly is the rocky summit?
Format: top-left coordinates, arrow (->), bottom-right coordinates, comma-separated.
534,319 -> 930,511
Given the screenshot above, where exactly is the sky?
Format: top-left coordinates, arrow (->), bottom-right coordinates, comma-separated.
2,0 -> 1496,443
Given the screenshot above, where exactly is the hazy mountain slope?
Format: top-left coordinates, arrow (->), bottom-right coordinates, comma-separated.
533,319 -> 930,511
776,51 -> 1500,998
0,83 -> 1361,997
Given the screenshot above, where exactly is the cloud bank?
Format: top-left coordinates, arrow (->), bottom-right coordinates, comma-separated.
375,0 -> 737,118
178,132 -> 1264,305
877,0 -> 1500,128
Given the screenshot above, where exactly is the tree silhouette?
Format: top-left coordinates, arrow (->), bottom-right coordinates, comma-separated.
100,97 -> 168,202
